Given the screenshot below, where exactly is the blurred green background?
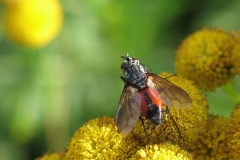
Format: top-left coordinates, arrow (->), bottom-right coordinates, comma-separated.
0,0 -> 240,159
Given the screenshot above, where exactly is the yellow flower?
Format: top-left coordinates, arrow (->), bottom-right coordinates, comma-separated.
64,116 -> 194,159
64,116 -> 141,160
233,30 -> 240,44
175,28 -> 240,91
131,143 -> 193,160
36,152 -> 64,160
129,72 -> 208,146
225,104 -> 240,159
233,31 -> 240,70
186,115 -> 230,160
3,0 -> 63,48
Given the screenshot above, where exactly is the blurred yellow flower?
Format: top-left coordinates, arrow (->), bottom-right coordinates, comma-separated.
3,0 -> 63,48
175,28 -> 240,91
226,104 -> 240,159
131,143 -> 193,160
186,115 -> 230,160
36,152 -> 64,160
233,30 -> 240,44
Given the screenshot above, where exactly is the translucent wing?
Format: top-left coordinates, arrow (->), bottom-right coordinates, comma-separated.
116,84 -> 141,135
148,73 -> 192,109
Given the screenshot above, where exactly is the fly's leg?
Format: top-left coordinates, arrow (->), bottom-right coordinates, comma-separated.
162,88 -> 183,140
165,105 -> 184,145
139,117 -> 150,145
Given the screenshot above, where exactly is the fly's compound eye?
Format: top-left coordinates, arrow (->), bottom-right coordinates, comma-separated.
121,62 -> 127,70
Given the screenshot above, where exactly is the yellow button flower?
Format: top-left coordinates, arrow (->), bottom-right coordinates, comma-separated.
65,116 -> 141,159
175,28 -> 240,91
64,116 -> 194,160
186,115 -> 229,160
3,0 -> 63,48
226,104 -> 240,159
131,143 -> 193,160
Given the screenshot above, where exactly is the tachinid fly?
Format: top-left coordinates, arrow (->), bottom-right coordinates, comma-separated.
116,54 -> 192,143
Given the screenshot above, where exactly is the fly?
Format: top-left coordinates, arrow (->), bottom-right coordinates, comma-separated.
116,54 -> 192,143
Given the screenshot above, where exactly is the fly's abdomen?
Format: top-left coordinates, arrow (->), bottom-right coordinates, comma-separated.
135,87 -> 164,125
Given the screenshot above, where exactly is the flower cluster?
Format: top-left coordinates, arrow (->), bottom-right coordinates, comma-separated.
37,27 -> 240,160
37,117 -> 194,160
225,104 -> 240,159
175,28 -> 240,91
186,115 -> 229,160
37,73 -> 206,159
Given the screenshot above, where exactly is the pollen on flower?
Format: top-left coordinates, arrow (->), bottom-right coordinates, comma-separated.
64,116 -> 140,160
186,115 -> 230,160
136,149 -> 147,158
131,143 -> 193,160
129,72 -> 208,147
225,104 -> 240,159
175,28 -> 240,91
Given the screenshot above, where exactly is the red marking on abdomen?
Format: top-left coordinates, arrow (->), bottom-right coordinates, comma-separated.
135,87 -> 163,116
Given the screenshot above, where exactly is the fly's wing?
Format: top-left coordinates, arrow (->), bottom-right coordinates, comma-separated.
116,84 -> 141,135
148,73 -> 192,109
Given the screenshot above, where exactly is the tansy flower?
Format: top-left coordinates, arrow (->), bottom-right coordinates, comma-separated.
175,28 -> 240,91
125,72 -> 208,147
64,116 -> 193,160
233,30 -> 240,44
3,0 -> 63,48
64,116 -> 141,159
36,152 -> 64,160
186,115 -> 230,160
233,30 -> 240,70
225,104 -> 240,159
130,143 -> 193,160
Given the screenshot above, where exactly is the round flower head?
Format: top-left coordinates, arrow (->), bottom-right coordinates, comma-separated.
233,30 -> 240,44
175,28 -> 240,91
233,30 -> 240,70
3,0 -> 63,48
186,115 -> 230,160
129,72 -> 208,146
64,116 -> 141,159
225,104 -> 240,159
36,152 -> 64,160
130,143 -> 193,160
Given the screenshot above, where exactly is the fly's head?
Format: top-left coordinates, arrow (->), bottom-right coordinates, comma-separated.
120,54 -> 148,89
121,54 -> 139,69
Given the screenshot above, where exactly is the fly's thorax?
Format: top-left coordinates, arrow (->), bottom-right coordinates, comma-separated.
122,61 -> 148,90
